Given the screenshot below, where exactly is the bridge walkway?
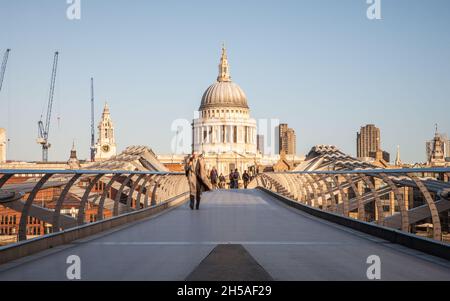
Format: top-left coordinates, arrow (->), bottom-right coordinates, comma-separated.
0,189 -> 449,280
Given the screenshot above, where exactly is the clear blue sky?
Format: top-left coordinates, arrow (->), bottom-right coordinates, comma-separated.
1,0 -> 449,163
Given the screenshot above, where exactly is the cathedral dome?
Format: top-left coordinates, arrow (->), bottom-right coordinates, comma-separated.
200,81 -> 248,110
199,45 -> 249,111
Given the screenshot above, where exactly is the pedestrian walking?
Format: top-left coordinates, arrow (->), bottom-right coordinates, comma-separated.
210,167 -> 218,189
232,169 -> 240,189
243,170 -> 250,189
185,153 -> 212,210
219,173 -> 226,189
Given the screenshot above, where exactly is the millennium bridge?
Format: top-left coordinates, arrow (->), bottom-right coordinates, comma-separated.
0,147 -> 450,280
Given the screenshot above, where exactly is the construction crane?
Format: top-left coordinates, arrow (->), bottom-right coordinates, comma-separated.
37,51 -> 59,162
90,77 -> 96,161
0,49 -> 11,94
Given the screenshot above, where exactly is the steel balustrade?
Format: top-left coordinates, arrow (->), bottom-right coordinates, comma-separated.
304,174 -> 319,207
52,173 -> 82,232
379,173 -> 409,232
0,169 -> 189,242
79,174 -> 104,224
409,174 -> 442,241
2,168 -> 449,246
360,175 -> 384,225
94,173 -> 122,222
18,174 -> 54,241
332,175 -> 349,216
254,168 -> 450,242
342,174 -> 366,221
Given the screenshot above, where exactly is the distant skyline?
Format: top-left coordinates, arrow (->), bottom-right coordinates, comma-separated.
0,0 -> 449,163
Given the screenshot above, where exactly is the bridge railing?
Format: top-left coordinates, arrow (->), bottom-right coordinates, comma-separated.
253,168 -> 450,242
0,169 -> 189,245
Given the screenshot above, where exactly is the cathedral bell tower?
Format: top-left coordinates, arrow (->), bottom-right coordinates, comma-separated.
429,124 -> 445,166
95,103 -> 117,161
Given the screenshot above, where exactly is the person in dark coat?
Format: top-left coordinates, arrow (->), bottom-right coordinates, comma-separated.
232,169 -> 240,189
210,167 -> 218,189
185,153 -> 212,210
242,170 -> 250,189
219,173 -> 226,189
228,171 -> 234,189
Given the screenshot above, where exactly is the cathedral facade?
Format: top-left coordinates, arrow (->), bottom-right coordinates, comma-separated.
192,46 -> 259,176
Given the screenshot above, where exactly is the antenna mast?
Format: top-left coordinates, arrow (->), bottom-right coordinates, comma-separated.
90,77 -> 96,161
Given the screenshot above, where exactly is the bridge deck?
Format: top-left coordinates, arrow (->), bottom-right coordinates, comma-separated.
0,189 -> 449,281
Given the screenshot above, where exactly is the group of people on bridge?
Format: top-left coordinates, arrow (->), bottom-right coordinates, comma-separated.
208,167 -> 251,190
184,153 -> 253,210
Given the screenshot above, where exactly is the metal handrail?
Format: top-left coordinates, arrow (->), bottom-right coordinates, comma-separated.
0,169 -> 184,175
271,167 -> 450,175
0,169 -> 189,244
256,168 -> 450,242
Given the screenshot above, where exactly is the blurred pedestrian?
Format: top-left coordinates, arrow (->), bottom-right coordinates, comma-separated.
219,173 -> 226,189
232,169 -> 240,189
185,152 -> 212,210
243,170 -> 250,189
210,167 -> 218,189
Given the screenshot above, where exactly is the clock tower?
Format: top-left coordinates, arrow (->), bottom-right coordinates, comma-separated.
95,103 -> 117,161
